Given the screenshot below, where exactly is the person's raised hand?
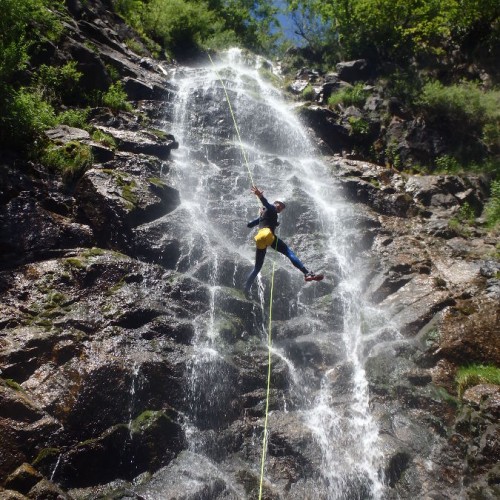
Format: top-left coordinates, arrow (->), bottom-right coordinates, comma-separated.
251,186 -> 263,197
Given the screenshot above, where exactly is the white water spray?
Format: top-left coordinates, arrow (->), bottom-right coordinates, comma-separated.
166,49 -> 393,499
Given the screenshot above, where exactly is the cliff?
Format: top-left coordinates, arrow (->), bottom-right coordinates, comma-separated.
0,1 -> 498,499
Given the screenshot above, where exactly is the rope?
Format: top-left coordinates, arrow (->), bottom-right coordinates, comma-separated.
207,52 -> 255,187
207,52 -> 276,499
258,252 -> 276,499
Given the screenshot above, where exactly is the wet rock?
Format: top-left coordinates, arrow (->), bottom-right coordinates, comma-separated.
76,161 -> 180,246
93,126 -> 178,159
133,451 -> 234,499
45,126 -> 90,143
462,384 -> 500,412
4,464 -> 43,495
27,478 -> 70,499
439,298 -> 500,365
381,274 -> 455,336
298,105 -> 352,153
0,193 -> 94,259
58,409 -> 183,488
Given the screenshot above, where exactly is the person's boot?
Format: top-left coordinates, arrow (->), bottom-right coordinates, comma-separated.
305,272 -> 324,282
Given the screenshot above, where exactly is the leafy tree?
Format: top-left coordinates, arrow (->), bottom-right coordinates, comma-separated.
0,0 -> 63,149
0,0 -> 63,85
285,0 -> 499,65
113,0 -> 281,57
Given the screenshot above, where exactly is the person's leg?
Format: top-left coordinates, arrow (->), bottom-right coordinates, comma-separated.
273,237 -> 308,274
244,247 -> 267,293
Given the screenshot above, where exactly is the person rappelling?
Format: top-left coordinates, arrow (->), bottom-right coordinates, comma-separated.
244,186 -> 324,297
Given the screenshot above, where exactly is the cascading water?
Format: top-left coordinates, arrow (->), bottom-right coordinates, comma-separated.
162,49 -> 396,499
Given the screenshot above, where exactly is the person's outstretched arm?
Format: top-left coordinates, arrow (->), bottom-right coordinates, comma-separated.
251,186 -> 273,210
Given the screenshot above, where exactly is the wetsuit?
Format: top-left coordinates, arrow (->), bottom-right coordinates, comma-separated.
244,195 -> 308,293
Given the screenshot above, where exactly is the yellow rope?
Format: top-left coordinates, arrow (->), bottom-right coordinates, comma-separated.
207,51 -> 276,499
258,254 -> 276,499
207,52 -> 255,187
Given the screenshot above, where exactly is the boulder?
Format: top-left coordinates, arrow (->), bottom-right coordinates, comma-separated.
4,464 -> 43,495
336,59 -> 371,83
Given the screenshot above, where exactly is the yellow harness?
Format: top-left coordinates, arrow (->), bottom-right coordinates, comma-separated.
254,227 -> 275,249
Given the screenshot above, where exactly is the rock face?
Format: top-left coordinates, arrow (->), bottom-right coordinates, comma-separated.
1,2 -> 499,500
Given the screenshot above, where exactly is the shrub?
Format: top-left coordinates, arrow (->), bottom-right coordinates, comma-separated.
0,88 -> 56,148
301,84 -> 315,101
41,141 -> 93,182
35,61 -> 83,104
92,129 -> 117,149
101,82 -> 132,111
0,0 -> 63,84
456,364 -> 500,398
418,81 -> 499,126
328,83 -> 368,109
484,179 -> 500,229
57,108 -> 90,129
143,0 -> 218,54
348,116 -> 370,136
435,155 -> 462,173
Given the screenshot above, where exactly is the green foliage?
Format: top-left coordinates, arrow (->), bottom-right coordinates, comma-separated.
456,364 -> 500,398
301,84 -> 315,101
484,179 -> 500,229
348,116 -> 370,136
328,83 -> 368,109
0,0 -> 63,84
35,61 -> 83,104
113,0 -> 280,56
286,0 -> 500,65
457,202 -> 476,223
1,88 -> 57,148
100,82 -> 132,111
418,81 -> 500,162
418,81 -> 499,128
434,155 -> 462,174
41,141 -> 93,182
448,201 -> 476,237
58,108 -> 90,129
92,129 -> 117,149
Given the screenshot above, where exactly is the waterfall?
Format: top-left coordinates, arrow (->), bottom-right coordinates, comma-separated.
164,48 -> 392,499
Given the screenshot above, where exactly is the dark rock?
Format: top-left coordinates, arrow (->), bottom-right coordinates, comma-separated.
45,126 -> 90,144
298,105 -> 352,153
27,478 -> 70,499
336,59 -> 371,83
4,463 -> 42,495
0,193 -> 94,259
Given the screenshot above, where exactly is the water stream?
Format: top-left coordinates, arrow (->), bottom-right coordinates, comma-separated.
164,49 -> 395,499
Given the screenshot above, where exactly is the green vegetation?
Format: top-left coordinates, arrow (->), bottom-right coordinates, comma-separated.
484,179 -> 500,229
35,61 -> 83,104
328,84 -> 368,109
456,364 -> 500,398
58,108 -> 91,129
113,0 -> 280,57
417,81 -> 500,162
4,378 -> 24,391
448,202 -> 477,238
0,0 -> 65,150
41,141 -> 93,182
348,116 -> 370,136
301,84 -> 315,101
100,81 -> 133,111
285,0 -> 499,67
92,129 -> 117,149
32,448 -> 60,467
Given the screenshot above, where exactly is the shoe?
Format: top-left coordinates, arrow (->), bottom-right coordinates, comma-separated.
305,272 -> 324,282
